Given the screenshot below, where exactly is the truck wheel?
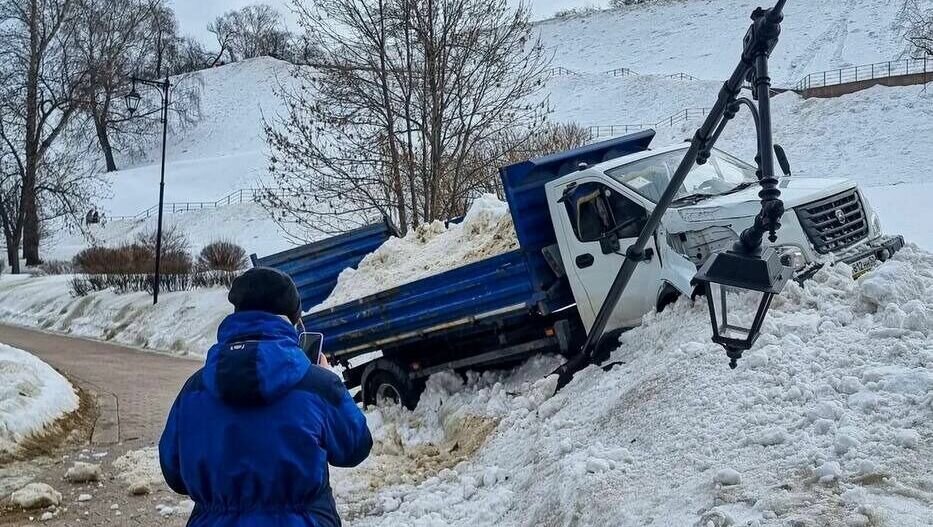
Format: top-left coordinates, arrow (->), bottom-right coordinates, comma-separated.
362,360 -> 422,410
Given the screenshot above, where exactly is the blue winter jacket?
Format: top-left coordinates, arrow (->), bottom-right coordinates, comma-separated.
159,311 -> 373,527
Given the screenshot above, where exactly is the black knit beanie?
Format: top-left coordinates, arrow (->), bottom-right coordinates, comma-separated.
228,267 -> 302,322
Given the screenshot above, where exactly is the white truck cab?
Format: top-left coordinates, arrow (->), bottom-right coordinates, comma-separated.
546,143 -> 904,332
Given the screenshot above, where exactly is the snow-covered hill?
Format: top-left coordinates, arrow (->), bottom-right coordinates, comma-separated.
102,57 -> 293,216
537,0 -> 909,84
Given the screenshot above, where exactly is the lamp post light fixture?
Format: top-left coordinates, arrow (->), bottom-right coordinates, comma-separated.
124,75 -> 171,305
693,247 -> 790,368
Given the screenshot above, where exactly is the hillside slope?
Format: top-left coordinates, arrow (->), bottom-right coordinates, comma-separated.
537,0 -> 910,84
102,57 -> 294,216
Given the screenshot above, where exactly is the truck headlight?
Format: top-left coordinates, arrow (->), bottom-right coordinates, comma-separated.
777,246 -> 807,270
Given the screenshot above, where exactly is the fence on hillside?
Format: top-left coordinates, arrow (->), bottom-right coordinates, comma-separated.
605,67 -> 639,77
109,188 -> 288,222
795,57 -> 932,91
587,107 -> 710,140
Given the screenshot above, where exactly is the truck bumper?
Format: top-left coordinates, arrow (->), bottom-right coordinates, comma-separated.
797,235 -> 905,281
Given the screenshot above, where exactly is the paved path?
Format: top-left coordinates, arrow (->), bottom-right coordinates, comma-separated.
0,324 -> 202,526
0,324 -> 200,445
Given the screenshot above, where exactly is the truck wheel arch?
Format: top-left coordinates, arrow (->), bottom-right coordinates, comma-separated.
656,281 -> 683,313
360,358 -> 423,410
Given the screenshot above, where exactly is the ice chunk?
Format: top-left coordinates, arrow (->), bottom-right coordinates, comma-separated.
10,483 -> 62,509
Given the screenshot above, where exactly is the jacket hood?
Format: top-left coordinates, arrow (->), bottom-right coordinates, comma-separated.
202,311 -> 311,406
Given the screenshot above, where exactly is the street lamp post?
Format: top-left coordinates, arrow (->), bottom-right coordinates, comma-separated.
555,0 -> 790,388
125,75 -> 171,305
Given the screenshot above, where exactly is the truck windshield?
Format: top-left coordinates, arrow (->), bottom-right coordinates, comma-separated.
605,147 -> 758,204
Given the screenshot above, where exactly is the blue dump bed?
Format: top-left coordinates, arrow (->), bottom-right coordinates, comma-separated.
250,219 -> 398,311
300,131 -> 656,360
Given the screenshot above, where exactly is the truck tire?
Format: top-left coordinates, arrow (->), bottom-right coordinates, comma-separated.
361,360 -> 423,410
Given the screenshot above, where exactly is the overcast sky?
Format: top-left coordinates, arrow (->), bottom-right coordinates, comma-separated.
169,0 -> 600,44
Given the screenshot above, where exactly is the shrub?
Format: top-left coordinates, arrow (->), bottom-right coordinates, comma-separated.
192,270 -> 239,289
197,240 -> 248,272
135,225 -> 190,256
36,260 -> 73,276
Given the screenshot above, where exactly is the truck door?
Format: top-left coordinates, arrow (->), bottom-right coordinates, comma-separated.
556,180 -> 663,331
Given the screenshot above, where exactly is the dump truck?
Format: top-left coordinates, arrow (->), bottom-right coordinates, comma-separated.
251,129 -> 903,408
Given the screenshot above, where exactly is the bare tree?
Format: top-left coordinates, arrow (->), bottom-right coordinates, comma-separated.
262,0 -> 549,241
901,0 -> 933,57
0,0 -> 88,268
72,0 -> 162,172
208,3 -> 291,65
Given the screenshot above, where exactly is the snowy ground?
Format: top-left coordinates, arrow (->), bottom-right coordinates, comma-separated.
43,202 -> 294,263
101,249 -> 933,526
327,247 -> 933,527
0,344 -> 79,458
0,274 -> 227,357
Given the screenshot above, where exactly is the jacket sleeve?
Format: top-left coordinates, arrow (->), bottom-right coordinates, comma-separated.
319,371 -> 373,468
159,395 -> 189,495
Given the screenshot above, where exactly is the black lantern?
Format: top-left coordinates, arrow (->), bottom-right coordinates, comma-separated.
694,247 -> 791,368
124,85 -> 141,115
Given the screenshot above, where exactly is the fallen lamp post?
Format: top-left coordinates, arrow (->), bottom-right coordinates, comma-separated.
124,75 -> 171,305
555,0 -> 791,389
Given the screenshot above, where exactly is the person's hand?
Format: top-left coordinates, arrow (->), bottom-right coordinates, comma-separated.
318,353 -> 330,368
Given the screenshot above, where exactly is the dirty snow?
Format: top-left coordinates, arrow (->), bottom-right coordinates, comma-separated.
311,194 -> 518,312
0,344 -> 79,457
0,274 -> 228,357
9,482 -> 62,510
113,447 -> 164,496
331,247 -> 933,526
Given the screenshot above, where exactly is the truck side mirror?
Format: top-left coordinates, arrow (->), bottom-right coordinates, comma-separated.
600,231 -> 621,255
774,144 -> 791,177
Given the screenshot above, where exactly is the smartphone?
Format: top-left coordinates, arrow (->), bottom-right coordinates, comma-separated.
299,332 -> 324,365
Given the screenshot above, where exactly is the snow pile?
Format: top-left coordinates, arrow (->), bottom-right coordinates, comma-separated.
63,462 -> 101,484
10,482 -> 62,510
312,194 -> 518,312
0,275 -> 229,357
0,344 -> 79,457
113,447 -> 164,495
334,246 -> 933,526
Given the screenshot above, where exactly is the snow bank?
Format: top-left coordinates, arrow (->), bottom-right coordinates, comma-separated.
335,247 -> 933,526
0,344 -> 79,457
0,275 -> 228,357
311,194 -> 518,312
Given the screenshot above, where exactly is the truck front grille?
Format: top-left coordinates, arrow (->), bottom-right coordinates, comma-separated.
796,189 -> 869,254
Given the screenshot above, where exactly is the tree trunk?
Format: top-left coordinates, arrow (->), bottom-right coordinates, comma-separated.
94,111 -> 117,172
5,235 -> 20,274
21,185 -> 40,266
22,0 -> 41,266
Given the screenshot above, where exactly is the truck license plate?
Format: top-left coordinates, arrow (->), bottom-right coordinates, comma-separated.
851,254 -> 878,278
